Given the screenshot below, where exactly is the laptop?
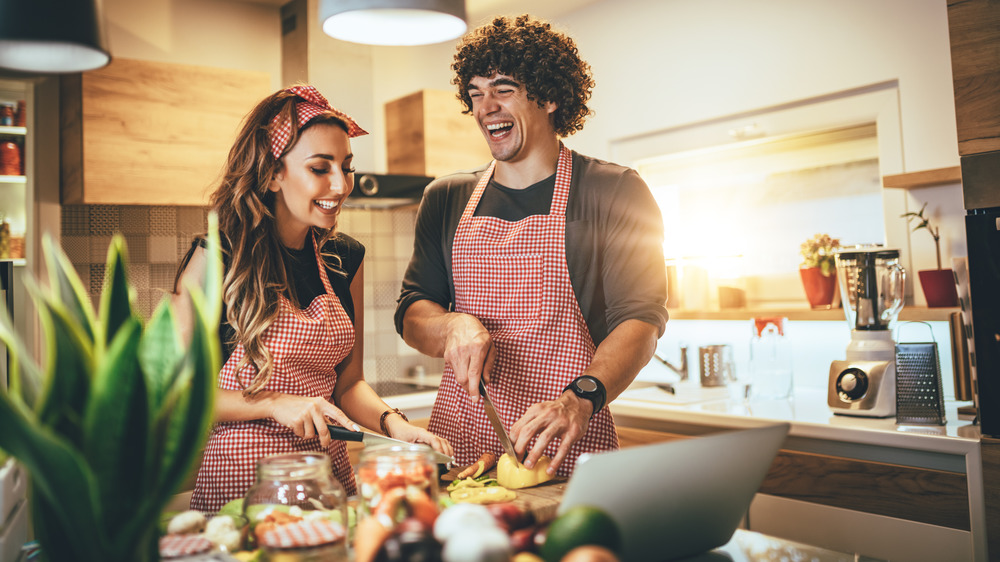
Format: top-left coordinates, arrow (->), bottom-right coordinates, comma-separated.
559,423 -> 790,561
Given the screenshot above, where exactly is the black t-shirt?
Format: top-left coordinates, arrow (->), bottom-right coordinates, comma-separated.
395,151 -> 668,346
195,233 -> 365,365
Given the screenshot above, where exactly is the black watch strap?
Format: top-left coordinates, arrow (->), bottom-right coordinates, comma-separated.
565,375 -> 607,418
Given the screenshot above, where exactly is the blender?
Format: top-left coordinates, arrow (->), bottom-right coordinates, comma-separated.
828,246 -> 906,417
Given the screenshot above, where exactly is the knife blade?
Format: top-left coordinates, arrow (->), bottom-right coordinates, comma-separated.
326,424 -> 454,467
478,378 -> 520,462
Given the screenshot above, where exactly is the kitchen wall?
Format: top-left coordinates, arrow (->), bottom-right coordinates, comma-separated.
49,0 -> 967,388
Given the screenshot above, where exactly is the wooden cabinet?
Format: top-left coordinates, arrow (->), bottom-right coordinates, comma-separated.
60,58 -> 271,206
948,0 -> 1000,156
385,89 -> 492,178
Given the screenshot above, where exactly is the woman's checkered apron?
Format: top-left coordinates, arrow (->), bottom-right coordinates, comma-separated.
191,234 -> 357,512
427,145 -> 619,476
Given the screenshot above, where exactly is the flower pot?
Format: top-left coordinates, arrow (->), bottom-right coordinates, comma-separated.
799,267 -> 837,309
918,269 -> 959,308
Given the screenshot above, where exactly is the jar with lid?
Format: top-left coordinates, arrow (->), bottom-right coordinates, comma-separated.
243,452 -> 349,561
356,444 -> 440,527
749,317 -> 793,399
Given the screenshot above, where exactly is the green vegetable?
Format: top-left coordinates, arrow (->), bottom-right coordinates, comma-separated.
0,217 -> 223,562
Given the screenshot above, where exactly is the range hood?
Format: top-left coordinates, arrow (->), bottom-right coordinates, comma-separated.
345,173 -> 434,209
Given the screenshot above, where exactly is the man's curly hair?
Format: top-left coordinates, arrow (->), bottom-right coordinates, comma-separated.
452,14 -> 594,137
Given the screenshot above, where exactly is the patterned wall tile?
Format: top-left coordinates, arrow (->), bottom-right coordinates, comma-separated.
373,280 -> 398,309
123,234 -> 148,263
120,207 -> 150,235
149,207 -> 177,235
88,263 -> 105,299
149,235 -> 177,264
89,235 -> 113,264
88,205 -> 119,236
61,206 -> 89,236
177,207 -> 208,237
150,263 -> 178,293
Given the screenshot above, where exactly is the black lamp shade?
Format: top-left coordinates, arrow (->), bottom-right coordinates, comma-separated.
0,0 -> 111,73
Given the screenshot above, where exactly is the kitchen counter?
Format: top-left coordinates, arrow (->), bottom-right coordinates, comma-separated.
379,382 -> 986,560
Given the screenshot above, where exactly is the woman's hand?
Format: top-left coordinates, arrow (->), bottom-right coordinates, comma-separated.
268,394 -> 359,449
386,419 -> 455,459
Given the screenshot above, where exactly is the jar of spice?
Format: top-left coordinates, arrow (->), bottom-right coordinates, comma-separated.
243,452 -> 349,561
0,103 -> 13,127
0,141 -> 20,176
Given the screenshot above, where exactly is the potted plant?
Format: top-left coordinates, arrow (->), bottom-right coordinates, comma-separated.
799,233 -> 841,309
0,217 -> 222,561
902,202 -> 959,308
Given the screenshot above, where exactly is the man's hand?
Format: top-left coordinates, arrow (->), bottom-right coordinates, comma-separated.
268,394 -> 358,449
509,391 -> 592,475
443,313 -> 496,400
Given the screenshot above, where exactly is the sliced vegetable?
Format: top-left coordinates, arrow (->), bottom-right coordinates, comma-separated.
497,454 -> 554,489
456,451 -> 498,479
449,486 -> 516,504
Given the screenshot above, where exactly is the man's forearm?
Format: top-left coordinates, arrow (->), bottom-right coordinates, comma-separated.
578,319 -> 659,403
401,299 -> 453,358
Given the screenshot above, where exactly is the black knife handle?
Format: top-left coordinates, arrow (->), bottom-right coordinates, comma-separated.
327,424 -> 364,442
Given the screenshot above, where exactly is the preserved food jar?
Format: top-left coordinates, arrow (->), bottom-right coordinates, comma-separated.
243,452 -> 349,561
356,444 -> 440,526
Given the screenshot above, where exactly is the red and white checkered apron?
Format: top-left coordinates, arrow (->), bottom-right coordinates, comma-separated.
428,145 -> 619,476
190,234 -> 357,513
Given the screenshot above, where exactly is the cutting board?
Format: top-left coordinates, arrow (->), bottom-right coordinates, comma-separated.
442,466 -> 567,524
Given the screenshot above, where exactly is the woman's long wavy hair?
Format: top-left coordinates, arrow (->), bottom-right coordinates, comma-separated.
193,89 -> 349,396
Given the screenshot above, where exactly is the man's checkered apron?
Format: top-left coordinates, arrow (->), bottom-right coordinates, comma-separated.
428,145 -> 619,476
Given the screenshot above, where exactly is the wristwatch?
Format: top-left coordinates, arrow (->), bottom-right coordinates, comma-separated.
564,375 -> 607,418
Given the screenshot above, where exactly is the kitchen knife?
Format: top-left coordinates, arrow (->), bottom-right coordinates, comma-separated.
326,424 -> 454,467
478,378 -> 520,462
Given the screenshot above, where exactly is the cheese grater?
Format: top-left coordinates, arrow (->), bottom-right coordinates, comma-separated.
895,341 -> 946,425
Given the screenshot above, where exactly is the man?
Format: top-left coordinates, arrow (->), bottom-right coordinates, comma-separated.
395,15 -> 667,476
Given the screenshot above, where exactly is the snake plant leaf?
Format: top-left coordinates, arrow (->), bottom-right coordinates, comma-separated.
201,212 -> 223,327
0,299 -> 42,410
0,388 -> 107,559
31,285 -> 95,447
42,234 -> 97,345
138,298 -> 183,411
83,317 -> 149,535
99,235 -> 136,349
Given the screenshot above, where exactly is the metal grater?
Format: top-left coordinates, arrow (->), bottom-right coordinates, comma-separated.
895,342 -> 946,425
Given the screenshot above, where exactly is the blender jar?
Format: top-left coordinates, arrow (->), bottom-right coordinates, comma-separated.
243,452 -> 349,561
835,246 -> 905,331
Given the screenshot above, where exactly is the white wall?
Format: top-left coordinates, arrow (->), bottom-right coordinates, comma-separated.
102,0 -> 283,90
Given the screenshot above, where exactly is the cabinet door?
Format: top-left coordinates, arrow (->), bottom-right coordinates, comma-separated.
949,0 -> 1000,156
60,58 -> 271,206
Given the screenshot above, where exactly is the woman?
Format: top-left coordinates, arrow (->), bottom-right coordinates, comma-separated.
174,85 -> 452,512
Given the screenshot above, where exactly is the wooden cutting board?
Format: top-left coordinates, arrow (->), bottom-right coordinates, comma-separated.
442,466 -> 567,524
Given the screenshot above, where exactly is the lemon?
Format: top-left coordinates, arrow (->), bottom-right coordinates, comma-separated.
540,505 -> 621,562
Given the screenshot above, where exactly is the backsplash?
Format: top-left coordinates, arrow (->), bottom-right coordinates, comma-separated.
60,204 -> 443,387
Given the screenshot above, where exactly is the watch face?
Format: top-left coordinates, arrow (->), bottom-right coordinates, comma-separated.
577,378 -> 598,393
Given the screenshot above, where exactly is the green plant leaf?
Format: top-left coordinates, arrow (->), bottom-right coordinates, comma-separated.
0,298 -> 42,410
83,317 -> 149,535
32,286 -> 95,447
99,235 -> 136,348
0,389 -> 107,559
139,298 -> 183,412
43,234 -> 97,345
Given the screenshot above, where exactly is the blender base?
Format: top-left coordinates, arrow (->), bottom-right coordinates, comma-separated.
828,359 -> 896,417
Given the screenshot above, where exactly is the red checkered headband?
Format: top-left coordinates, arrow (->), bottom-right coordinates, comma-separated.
269,85 -> 368,159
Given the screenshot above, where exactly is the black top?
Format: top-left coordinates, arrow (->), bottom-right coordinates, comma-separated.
196,233 -> 365,365
395,151 -> 668,346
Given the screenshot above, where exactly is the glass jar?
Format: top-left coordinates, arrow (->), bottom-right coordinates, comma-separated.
243,452 -> 349,562
749,317 -> 793,400
356,444 -> 440,526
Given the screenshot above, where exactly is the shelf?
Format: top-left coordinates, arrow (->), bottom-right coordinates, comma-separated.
882,166 -> 961,189
667,307 -> 959,322
0,126 -> 25,136
0,175 -> 25,184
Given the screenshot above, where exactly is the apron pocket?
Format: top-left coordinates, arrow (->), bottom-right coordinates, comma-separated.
464,254 -> 543,320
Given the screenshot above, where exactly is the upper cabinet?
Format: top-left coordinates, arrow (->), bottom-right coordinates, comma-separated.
60,58 -> 271,206
948,0 -> 1000,157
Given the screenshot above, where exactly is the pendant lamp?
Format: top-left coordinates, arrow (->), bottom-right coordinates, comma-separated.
320,0 -> 467,46
0,0 -> 110,73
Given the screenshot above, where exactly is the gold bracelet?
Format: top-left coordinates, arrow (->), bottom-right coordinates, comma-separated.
379,408 -> 408,436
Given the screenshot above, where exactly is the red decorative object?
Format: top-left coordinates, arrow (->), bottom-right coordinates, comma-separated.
918,269 -> 958,308
799,267 -> 838,309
